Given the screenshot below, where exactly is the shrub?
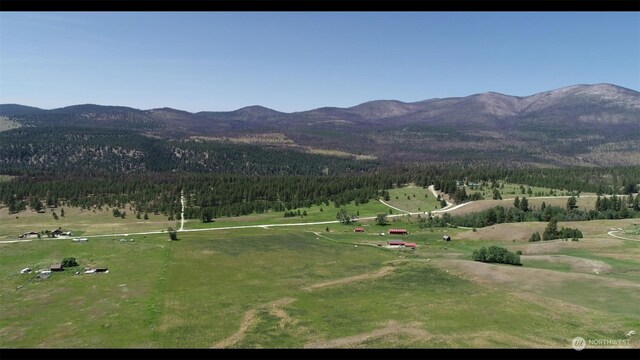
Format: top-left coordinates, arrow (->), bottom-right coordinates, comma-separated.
61,257 -> 78,267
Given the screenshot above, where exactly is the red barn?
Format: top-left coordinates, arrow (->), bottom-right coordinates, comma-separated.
404,242 -> 417,248
387,240 -> 405,246
388,229 -> 408,235
354,227 -> 365,232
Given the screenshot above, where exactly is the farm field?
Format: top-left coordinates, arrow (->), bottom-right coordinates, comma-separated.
385,184 -> 441,212
1,213 -> 638,348
0,206 -> 178,241
183,199 -> 390,230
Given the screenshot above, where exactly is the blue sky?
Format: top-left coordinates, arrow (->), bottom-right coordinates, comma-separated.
1,12 -> 638,112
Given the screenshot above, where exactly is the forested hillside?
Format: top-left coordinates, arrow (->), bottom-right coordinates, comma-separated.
0,127 -> 377,176
2,84 -> 639,166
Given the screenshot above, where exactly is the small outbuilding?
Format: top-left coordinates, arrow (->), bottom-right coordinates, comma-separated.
354,227 -> 365,232
387,240 -> 405,246
20,231 -> 39,239
404,242 -> 417,249
388,229 -> 408,235
50,264 -> 64,271
443,235 -> 451,241
20,268 -> 32,274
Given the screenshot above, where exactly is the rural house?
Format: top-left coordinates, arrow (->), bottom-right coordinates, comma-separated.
19,231 -> 39,239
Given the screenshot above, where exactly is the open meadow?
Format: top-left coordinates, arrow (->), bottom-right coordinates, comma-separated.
1,206 -> 638,348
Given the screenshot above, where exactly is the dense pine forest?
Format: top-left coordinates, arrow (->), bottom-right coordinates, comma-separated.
1,153 -> 638,222
0,127 -> 377,176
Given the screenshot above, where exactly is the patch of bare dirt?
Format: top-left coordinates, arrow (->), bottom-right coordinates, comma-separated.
522,255 -> 612,274
266,297 -> 296,329
212,309 -> 258,349
464,331 -> 557,348
212,297 -> 297,348
304,320 -> 431,348
302,266 -> 395,291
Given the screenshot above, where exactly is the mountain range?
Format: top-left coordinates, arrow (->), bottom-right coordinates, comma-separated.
1,83 -> 639,166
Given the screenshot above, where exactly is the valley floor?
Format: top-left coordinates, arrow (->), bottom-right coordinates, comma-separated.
1,199 -> 639,348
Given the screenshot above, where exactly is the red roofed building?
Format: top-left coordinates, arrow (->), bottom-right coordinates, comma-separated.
387,240 -> 405,246
354,227 -> 365,232
388,229 -> 408,235
404,242 -> 417,248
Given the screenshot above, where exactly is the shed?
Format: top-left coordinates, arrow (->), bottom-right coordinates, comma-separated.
354,227 -> 365,232
20,231 -> 39,239
72,238 -> 88,242
387,240 -> 405,246
95,268 -> 109,273
404,242 -> 417,248
443,235 -> 451,241
50,264 -> 64,271
388,229 -> 408,235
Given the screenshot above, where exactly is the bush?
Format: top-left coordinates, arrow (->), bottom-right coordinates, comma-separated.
528,231 -> 541,242
168,227 -> 178,240
61,257 -> 78,267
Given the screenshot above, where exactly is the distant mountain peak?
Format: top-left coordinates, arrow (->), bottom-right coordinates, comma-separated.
234,105 -> 282,114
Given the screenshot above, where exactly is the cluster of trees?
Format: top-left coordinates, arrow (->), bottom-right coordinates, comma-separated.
336,208 -> 357,225
513,196 -> 530,212
443,195 -> 640,229
283,209 -> 307,218
112,208 -> 126,219
472,246 -> 521,266
375,214 -> 388,226
424,165 -> 639,196
595,194 -> 640,218
528,220 -> 582,242
542,219 -> 582,241
447,187 -> 484,204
